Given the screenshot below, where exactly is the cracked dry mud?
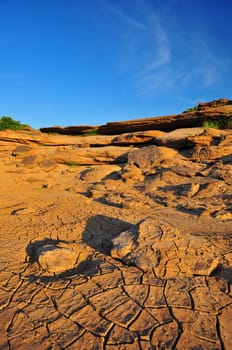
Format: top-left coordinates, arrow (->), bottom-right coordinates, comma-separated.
0,128 -> 232,350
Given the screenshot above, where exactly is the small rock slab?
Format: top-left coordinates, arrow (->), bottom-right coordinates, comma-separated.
12,145 -> 33,157
127,145 -> 162,174
35,242 -> 91,274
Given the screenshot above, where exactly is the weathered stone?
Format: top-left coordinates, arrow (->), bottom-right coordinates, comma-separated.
111,218 -> 222,276
165,279 -> 192,308
12,145 -> 33,157
120,164 -> 144,182
91,269 -> 124,289
52,146 -> 130,165
156,127 -> 205,148
20,154 -> 38,168
35,242 -> 91,274
112,130 -> 164,145
186,311 -> 219,342
40,125 -> 96,135
191,145 -> 232,161
127,145 -> 162,174
39,157 -> 58,172
80,165 -> 121,182
1,100 -> 232,349
176,331 -> 220,350
98,99 -> 232,134
209,163 -> 232,184
111,230 -> 138,261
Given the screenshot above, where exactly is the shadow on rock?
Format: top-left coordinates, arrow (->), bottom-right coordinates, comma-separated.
24,216 -> 134,282
25,237 -> 93,281
26,237 -> 65,263
82,215 -> 135,255
211,265 -> 232,282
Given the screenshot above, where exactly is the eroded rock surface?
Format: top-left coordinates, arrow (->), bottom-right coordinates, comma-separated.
111,218 -> 223,277
0,118 -> 232,349
34,241 -> 92,274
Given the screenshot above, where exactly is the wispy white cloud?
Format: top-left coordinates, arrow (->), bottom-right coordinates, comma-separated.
102,0 -> 147,30
139,15 -> 171,73
133,13 -> 174,94
135,22 -> 231,95
180,37 -> 231,89
103,1 -> 172,80
103,0 -> 231,96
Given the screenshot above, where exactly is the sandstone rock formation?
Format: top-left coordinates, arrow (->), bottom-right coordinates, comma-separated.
40,125 -> 96,135
0,101 -> 232,349
98,98 -> 232,134
39,98 -> 232,136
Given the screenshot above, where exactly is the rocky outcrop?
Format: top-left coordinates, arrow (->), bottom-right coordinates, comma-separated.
40,125 -> 96,135
98,109 -> 232,134
0,115 -> 232,349
0,129 -> 116,147
127,145 -> 162,173
112,130 -> 165,145
198,98 -> 232,110
38,98 -> 232,136
52,146 -> 132,165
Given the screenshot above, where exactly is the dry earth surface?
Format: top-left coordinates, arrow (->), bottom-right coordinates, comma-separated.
0,116 -> 232,349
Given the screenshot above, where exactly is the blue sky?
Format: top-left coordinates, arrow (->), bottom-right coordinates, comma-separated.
0,0 -> 232,128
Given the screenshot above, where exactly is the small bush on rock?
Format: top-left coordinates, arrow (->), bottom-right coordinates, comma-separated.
202,117 -> 232,129
0,116 -> 28,131
183,105 -> 199,113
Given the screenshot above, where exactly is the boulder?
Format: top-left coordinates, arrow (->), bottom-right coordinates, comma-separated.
12,145 -> 33,157
35,242 -> 92,274
19,155 -> 39,169
111,230 -> 138,261
111,218 -> 222,277
39,158 -> 58,172
127,145 -> 162,174
120,164 -> 144,183
209,163 -> 232,185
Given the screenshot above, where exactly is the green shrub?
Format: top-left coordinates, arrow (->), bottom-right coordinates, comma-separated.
65,162 -> 80,167
82,128 -> 99,137
183,105 -> 199,113
202,117 -> 232,129
0,116 -> 28,131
